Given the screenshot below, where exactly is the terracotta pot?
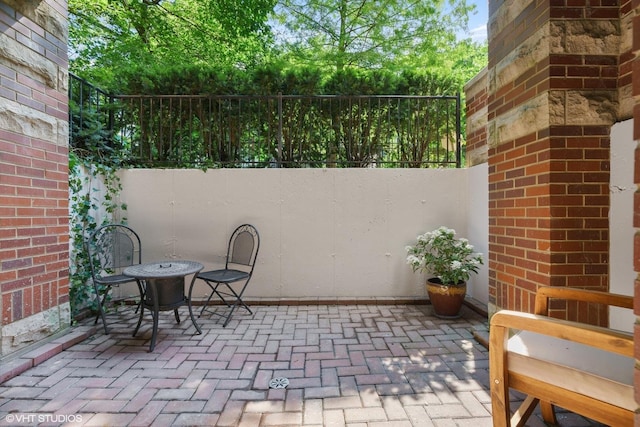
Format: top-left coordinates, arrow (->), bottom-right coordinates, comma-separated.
426,278 -> 466,319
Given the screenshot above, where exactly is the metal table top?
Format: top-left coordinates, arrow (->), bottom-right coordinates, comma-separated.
124,260 -> 203,279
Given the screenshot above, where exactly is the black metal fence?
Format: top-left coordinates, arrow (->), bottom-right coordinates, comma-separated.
69,73 -> 462,168
69,73 -> 115,156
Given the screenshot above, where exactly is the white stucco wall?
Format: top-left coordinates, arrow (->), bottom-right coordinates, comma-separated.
111,128 -> 631,320
116,168 -> 490,303
610,119 -> 636,332
467,163 -> 489,304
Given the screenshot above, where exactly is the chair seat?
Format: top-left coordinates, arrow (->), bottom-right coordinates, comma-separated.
96,274 -> 138,286
198,269 -> 249,283
508,330 -> 635,411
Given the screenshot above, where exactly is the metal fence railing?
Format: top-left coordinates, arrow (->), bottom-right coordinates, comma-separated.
69,73 -> 115,156
69,73 -> 462,168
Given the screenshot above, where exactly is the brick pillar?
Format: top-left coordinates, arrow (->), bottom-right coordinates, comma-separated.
464,69 -> 488,168
0,0 -> 70,357
487,1 -> 619,323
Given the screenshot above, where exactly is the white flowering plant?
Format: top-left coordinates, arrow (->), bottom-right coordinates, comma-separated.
406,226 -> 483,285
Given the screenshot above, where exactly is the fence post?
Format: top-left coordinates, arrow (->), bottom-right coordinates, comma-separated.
277,92 -> 283,167
108,95 -> 115,143
456,92 -> 461,168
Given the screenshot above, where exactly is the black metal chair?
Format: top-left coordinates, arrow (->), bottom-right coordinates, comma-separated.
189,224 -> 260,327
87,224 -> 144,334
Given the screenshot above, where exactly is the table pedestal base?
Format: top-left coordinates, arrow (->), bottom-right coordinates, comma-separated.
133,276 -> 202,352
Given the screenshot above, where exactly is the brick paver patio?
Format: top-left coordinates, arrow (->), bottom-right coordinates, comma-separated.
0,303 -> 604,426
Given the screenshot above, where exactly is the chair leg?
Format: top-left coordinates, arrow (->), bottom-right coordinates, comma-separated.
133,280 -> 146,337
199,281 -> 218,316
93,282 -> 110,335
222,303 -> 243,327
187,274 -> 202,335
220,282 -> 252,327
212,282 -> 232,307
133,303 -> 145,337
224,282 -> 252,312
134,279 -> 145,314
197,279 -> 254,327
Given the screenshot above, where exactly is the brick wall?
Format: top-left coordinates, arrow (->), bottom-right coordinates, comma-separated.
483,0 -> 624,325
470,0 -> 640,421
0,0 -> 70,357
464,69 -> 488,167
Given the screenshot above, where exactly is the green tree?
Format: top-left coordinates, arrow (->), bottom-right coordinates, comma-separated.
272,0 -> 480,74
69,0 -> 277,87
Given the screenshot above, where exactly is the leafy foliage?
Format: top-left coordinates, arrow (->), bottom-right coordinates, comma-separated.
273,0 -> 484,77
80,65 -> 463,168
69,96 -> 129,318
69,0 -> 487,90
406,226 -> 483,284
69,0 -> 277,86
113,63 -> 461,95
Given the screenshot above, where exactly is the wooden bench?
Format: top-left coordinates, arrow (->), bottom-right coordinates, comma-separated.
489,286 -> 634,426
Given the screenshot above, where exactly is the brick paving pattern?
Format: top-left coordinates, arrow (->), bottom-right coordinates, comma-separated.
0,304 -> 604,426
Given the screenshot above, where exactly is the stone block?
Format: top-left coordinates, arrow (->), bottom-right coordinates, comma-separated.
563,21 -> 620,55
1,305 -> 70,358
0,34 -> 57,87
619,84 -> 634,121
467,145 -> 489,167
491,26 -> 550,94
3,0 -> 67,41
488,0 -> 533,44
0,99 -> 57,141
490,92 -> 549,148
565,91 -> 618,125
467,106 -> 488,136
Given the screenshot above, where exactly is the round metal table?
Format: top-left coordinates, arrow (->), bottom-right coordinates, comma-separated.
124,260 -> 203,352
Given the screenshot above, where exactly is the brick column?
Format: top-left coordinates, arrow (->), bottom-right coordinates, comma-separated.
0,0 -> 70,357
487,1 -> 619,323
464,69 -> 488,167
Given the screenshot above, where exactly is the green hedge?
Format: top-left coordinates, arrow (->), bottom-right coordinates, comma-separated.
109,64 -> 462,97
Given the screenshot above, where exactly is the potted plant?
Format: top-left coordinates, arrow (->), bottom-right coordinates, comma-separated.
406,226 -> 483,318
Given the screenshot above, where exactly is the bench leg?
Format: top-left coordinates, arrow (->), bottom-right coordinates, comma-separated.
511,395 -> 539,427
540,401 -> 558,425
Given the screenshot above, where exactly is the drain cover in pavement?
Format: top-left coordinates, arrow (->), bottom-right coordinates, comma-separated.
269,377 -> 289,389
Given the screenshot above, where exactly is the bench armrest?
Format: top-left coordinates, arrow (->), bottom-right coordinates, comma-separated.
490,287 -> 634,427
491,310 -> 633,357
490,310 -> 633,427
535,286 -> 633,315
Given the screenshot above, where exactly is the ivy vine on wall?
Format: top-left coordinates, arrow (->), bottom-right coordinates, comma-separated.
68,101 -> 128,319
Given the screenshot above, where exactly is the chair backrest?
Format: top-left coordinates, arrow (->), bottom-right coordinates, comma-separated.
226,224 -> 260,271
87,224 -> 142,279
